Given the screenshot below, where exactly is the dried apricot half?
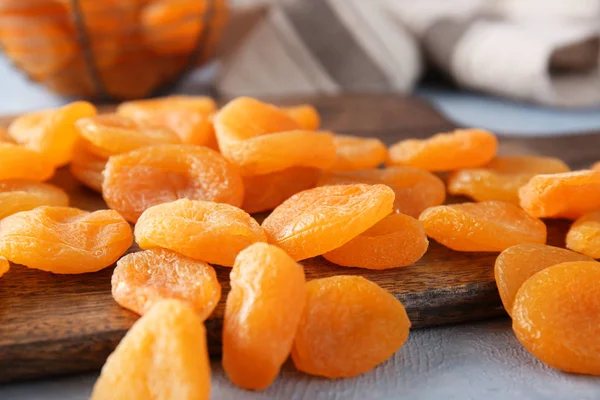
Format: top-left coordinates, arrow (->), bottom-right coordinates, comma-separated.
519,170 -> 600,219
0,180 -> 69,219
419,201 -> 547,252
323,213 -> 428,269
513,261 -> 600,376
8,101 -> 97,167
214,97 -> 336,175
282,105 -> 320,130
135,199 -> 267,267
223,243 -> 306,390
91,300 -> 211,400
112,248 -> 221,320
103,144 -> 244,223
329,135 -> 388,171
495,244 -> 593,316
262,184 -> 395,261
0,143 -> 54,181
0,206 -> 132,274
292,275 -> 410,378
566,210 -> 600,258
387,129 -> 498,171
317,167 -> 445,218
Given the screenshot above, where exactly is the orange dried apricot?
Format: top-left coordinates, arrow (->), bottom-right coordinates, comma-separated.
519,170 -> 600,219
76,114 -> 181,157
91,300 -> 210,400
419,201 -> 546,252
566,210 -> 600,258
135,199 -> 266,267
292,275 -> 410,378
323,213 -> 428,269
117,96 -> 217,146
0,180 -> 69,219
214,97 -> 336,175
103,144 -> 243,223
512,261 -> 600,376
387,129 -> 498,171
8,101 -> 97,167
112,248 -> 221,320
317,166 -> 445,218
485,156 -> 570,174
0,143 -> 55,181
329,135 -> 388,171
0,256 -> 9,278
0,206 -> 132,274
262,184 -> 394,261
69,141 -> 107,193
223,243 -> 306,390
495,244 -> 593,316
241,167 -> 320,214
282,105 -> 320,130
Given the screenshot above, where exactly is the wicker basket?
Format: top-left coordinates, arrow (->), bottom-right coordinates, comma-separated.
0,0 -> 229,100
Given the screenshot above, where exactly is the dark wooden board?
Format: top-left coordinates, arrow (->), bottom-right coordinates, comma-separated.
0,94 -> 596,382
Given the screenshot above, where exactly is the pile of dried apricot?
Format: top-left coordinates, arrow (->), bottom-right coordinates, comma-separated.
4,94 -> 600,396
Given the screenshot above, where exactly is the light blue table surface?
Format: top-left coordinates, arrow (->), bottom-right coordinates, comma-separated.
1,56 -> 600,399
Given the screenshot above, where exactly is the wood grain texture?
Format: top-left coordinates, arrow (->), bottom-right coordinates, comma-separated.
0,94 -> 596,382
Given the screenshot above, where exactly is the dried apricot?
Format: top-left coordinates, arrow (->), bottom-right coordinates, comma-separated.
323,214 -> 428,269
91,300 -> 210,400
282,105 -> 320,130
317,167 -> 445,218
512,261 -> 600,375
329,135 -> 387,171
485,156 -> 570,174
419,201 -> 546,252
262,184 -> 394,261
214,97 -> 336,175
566,210 -> 600,258
0,206 -> 132,274
223,243 -> 306,390
0,180 -> 69,219
76,114 -> 181,157
0,143 -> 55,181
135,199 -> 266,267
69,141 -> 107,193
117,96 -> 217,146
103,144 -> 243,223
519,170 -> 600,219
387,129 -> 498,171
292,275 -> 410,378
0,256 -> 9,278
495,244 -> 593,316
8,101 -> 97,167
242,167 -> 320,214
112,248 -> 221,320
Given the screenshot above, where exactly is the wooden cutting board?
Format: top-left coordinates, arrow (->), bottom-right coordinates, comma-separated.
0,94 -> 597,382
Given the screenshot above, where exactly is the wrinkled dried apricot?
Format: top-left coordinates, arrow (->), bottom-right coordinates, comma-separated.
135,199 -> 266,267
117,96 -> 217,146
420,201 -> 546,252
566,210 -> 600,258
0,256 -> 9,278
292,275 -> 410,378
495,244 -> 593,316
0,180 -> 69,219
262,184 -> 394,261
329,135 -> 388,171
91,300 -> 210,400
317,167 -> 445,218
223,243 -> 306,390
242,167 -> 320,214
112,248 -> 221,320
76,114 -> 181,157
323,214 -> 428,269
103,144 -> 243,222
513,261 -> 600,376
8,102 -> 97,167
0,143 -> 54,181
388,129 -> 498,171
485,156 -> 570,174
0,206 -> 132,274
519,170 -> 600,219
282,105 -> 320,130
69,141 -> 107,193
214,97 -> 336,175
